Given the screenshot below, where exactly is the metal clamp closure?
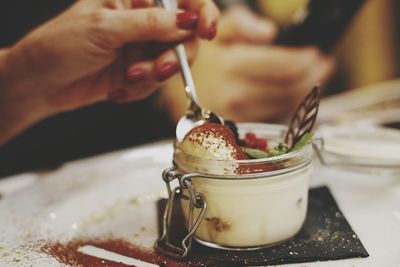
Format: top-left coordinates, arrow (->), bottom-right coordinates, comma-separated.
155,166 -> 207,259
312,137 -> 328,166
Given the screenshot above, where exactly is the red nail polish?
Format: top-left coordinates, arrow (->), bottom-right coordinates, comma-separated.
207,21 -> 217,40
132,0 -> 148,8
108,89 -> 127,103
176,11 -> 199,30
127,68 -> 146,82
156,63 -> 179,81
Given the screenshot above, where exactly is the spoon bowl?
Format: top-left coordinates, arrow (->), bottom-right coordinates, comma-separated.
176,97 -> 224,141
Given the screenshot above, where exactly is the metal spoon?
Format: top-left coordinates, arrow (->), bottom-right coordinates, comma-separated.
156,0 -> 224,141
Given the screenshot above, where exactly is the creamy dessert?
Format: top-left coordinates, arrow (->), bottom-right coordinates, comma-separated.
180,122 -> 248,161
174,122 -> 314,249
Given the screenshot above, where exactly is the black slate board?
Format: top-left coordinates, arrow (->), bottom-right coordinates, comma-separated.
157,186 -> 369,266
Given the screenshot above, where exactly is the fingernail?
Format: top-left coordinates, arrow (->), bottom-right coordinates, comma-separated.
176,11 -> 199,30
156,63 -> 179,81
132,0 -> 148,8
207,21 -> 217,40
127,68 -> 146,82
108,89 -> 127,103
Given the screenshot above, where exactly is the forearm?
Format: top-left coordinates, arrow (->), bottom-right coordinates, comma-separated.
0,48 -> 50,145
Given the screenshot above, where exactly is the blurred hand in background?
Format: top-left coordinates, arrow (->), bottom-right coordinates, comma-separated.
161,5 -> 335,123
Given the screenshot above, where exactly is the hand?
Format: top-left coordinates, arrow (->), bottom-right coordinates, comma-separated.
0,0 -> 219,144
162,6 -> 334,123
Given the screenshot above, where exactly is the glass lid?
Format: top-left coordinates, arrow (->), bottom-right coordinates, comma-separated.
314,124 -> 400,173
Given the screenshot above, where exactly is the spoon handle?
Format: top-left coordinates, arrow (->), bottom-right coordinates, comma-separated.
175,45 -> 201,111
156,0 -> 201,114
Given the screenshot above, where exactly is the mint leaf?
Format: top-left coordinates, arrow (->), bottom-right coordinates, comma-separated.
242,147 -> 269,159
267,142 -> 288,157
291,133 -> 314,151
243,143 -> 290,159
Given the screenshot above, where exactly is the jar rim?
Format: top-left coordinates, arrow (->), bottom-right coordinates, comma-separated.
174,143 -> 307,164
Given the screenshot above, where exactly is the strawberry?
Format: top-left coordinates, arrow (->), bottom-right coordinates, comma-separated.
245,137 -> 257,149
245,132 -> 257,141
256,138 -> 268,151
243,132 -> 268,151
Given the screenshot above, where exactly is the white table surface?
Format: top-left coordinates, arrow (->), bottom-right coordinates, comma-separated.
0,140 -> 399,267
1,79 -> 400,266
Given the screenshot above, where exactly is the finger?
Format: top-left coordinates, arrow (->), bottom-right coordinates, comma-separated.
125,53 -> 180,83
153,38 -> 198,80
179,0 -> 220,40
235,105 -> 288,122
182,37 -> 199,64
96,8 -> 198,49
124,52 -> 180,83
227,46 -> 320,84
124,38 -> 198,82
231,56 -> 335,120
121,41 -> 180,68
108,81 -> 159,103
235,81 -> 301,101
228,95 -> 289,122
288,55 -> 335,104
250,90 -> 303,119
125,60 -> 153,83
103,0 -> 154,9
131,0 -> 154,8
103,0 -> 127,10
108,58 -> 159,101
298,55 -> 335,89
155,37 -> 198,66
209,80 -> 281,121
218,6 -> 277,44
227,80 -> 292,106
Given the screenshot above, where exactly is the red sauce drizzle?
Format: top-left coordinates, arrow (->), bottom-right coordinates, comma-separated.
42,239 -> 190,267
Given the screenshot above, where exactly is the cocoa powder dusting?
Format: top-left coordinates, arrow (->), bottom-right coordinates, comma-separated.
186,122 -> 248,160
42,239 -> 189,267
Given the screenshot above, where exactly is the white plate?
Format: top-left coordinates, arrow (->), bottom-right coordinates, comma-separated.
0,141 -> 399,266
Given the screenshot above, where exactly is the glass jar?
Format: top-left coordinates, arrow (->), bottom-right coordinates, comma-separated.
156,123 -> 314,259
314,124 -> 400,175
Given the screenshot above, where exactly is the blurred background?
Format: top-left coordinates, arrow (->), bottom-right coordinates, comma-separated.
256,0 -> 400,94
2,0 -> 399,95
0,0 -> 399,177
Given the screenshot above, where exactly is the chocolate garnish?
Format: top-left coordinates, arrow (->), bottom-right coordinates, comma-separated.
285,86 -> 320,149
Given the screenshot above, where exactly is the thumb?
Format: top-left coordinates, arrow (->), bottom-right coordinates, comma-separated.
97,8 -> 196,49
218,6 -> 277,44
